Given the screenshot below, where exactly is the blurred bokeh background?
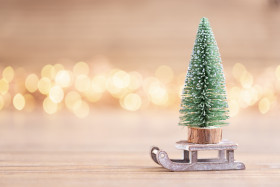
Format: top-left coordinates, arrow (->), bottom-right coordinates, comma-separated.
0,0 -> 280,155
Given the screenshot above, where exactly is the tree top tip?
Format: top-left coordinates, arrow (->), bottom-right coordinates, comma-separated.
200,17 -> 209,26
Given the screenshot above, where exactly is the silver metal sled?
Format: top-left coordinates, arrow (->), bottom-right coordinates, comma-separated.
151,140 -> 245,171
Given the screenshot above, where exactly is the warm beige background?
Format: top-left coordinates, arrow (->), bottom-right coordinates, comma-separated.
0,0 -> 280,71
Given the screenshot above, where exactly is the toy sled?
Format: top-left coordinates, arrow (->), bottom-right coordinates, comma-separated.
151,140 -> 245,171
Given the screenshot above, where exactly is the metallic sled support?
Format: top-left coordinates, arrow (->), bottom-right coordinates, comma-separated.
151,140 -> 245,172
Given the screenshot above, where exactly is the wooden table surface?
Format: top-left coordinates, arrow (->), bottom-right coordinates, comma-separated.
0,110 -> 279,186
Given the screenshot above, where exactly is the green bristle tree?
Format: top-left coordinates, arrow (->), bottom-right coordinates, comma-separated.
179,17 -> 229,128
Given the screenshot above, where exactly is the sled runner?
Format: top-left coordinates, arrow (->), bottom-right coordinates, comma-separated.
151,140 -> 245,171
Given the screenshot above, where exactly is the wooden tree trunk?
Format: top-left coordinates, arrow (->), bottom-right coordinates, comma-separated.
187,127 -> 222,144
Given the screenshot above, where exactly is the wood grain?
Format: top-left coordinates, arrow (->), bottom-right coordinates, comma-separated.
176,140 -> 237,151
0,151 -> 280,187
0,110 -> 280,186
187,127 -> 222,144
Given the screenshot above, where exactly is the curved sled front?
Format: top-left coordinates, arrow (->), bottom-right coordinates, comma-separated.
151,146 -> 160,165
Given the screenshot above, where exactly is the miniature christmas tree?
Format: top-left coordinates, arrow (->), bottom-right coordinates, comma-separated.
150,18 -> 245,171
179,17 -> 229,128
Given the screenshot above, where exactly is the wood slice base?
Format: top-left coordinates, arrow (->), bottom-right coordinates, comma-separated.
187,127 -> 222,144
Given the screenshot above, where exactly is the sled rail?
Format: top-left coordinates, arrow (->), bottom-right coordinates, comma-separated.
151,140 -> 245,172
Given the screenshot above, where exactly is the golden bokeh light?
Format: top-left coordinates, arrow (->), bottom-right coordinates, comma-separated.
13,93 -> 25,110
148,81 -> 168,106
75,74 -> 91,92
239,89 -> 252,108
25,74 -> 39,93
2,66 -> 15,83
0,79 -> 9,94
55,70 -> 72,87
247,87 -> 259,106
128,71 -> 143,91
0,61 -> 279,116
92,75 -> 107,93
65,91 -> 82,111
43,97 -> 58,114
120,93 -> 142,111
155,65 -> 174,84
85,88 -> 102,103
106,69 -> 131,97
143,77 -> 169,106
229,86 -> 241,98
49,86 -> 64,103
38,77 -> 52,95
240,72 -> 253,89
143,77 -> 158,92
258,97 -> 271,114
111,70 -> 130,89
41,64 -> 55,79
150,89 -> 168,106
53,64 -> 64,75
232,63 -> 247,81
0,95 -> 4,110
73,61 -> 89,76
73,100 -> 90,118
106,81 -> 123,97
